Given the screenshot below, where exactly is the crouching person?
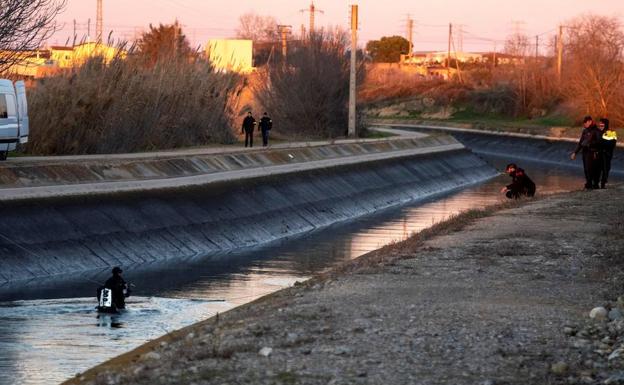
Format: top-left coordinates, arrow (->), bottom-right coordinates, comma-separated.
501,163 -> 536,199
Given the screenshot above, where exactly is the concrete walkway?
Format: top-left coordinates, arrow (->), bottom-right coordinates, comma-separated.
0,143 -> 461,201
0,128 -> 440,201
7,128 -> 425,164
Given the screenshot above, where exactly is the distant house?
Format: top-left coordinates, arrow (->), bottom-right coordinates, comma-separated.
4,43 -> 124,78
71,42 -> 123,66
206,39 -> 253,73
400,51 -> 527,67
49,46 -> 74,68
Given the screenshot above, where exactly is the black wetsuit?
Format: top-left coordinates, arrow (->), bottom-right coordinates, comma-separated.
242,116 -> 256,147
104,274 -> 128,310
573,125 -> 602,189
506,168 -> 536,199
259,116 -> 272,146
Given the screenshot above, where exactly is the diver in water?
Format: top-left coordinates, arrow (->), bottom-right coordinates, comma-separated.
98,266 -> 131,312
500,163 -> 536,199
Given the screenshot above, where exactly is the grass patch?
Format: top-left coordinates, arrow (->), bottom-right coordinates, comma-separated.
275,372 -> 299,384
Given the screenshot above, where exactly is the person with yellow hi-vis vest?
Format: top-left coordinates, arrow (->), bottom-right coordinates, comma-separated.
598,118 -> 618,189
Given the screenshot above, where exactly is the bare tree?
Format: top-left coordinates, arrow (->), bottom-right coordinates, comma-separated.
254,29 -> 365,138
504,33 -> 531,57
236,12 -> 278,42
0,0 -> 66,74
563,15 -> 624,124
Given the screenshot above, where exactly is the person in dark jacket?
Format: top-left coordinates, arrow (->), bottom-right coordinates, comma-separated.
501,163 -> 536,199
104,266 -> 130,310
241,112 -> 256,148
570,116 -> 602,189
598,118 -> 617,189
258,112 -> 273,147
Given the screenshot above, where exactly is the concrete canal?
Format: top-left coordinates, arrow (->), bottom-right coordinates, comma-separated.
0,151 -> 604,385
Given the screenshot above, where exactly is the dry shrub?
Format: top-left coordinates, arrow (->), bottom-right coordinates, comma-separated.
253,29 -> 364,138
468,86 -> 517,116
562,15 -> 624,126
27,56 -> 240,155
359,65 -> 433,104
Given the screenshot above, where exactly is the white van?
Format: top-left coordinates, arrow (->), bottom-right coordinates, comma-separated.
0,79 -> 29,160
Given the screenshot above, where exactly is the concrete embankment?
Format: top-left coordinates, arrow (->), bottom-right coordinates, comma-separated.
66,186 -> 624,385
0,135 -> 496,283
374,123 -> 624,175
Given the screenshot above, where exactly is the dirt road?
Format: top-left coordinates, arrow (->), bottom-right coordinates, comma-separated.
67,186 -> 624,385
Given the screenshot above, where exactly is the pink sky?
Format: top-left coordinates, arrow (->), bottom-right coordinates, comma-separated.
52,0 -> 623,52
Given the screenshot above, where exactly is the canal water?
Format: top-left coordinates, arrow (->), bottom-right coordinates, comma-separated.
0,155 -> 604,385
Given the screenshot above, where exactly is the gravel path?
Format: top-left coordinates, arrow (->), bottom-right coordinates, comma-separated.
66,187 -> 624,385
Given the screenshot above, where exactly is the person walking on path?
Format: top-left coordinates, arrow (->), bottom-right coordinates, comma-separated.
258,112 -> 273,147
242,112 -> 256,148
570,116 -> 602,189
598,118 -> 618,189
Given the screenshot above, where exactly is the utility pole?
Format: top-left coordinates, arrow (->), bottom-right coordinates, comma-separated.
300,24 -> 306,40
406,16 -> 414,58
348,4 -> 358,138
300,2 -> 324,36
456,24 -> 464,53
535,35 -> 539,59
493,42 -> 497,69
278,25 -> 291,63
87,18 -> 91,41
73,19 -> 77,45
174,23 -> 178,56
557,25 -> 563,80
447,23 -> 452,80
96,0 -> 103,42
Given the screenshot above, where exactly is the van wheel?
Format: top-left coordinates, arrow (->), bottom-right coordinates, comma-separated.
0,151 -> 7,161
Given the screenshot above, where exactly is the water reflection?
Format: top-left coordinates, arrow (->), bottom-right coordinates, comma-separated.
0,154 -> 607,385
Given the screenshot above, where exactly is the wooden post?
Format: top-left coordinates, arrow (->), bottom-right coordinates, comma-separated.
348,4 -> 358,137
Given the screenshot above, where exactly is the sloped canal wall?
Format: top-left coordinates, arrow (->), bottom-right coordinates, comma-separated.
0,136 -> 496,283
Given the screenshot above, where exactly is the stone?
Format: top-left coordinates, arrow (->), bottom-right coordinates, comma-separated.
610,309 -> 624,321
564,326 -> 577,336
573,339 -> 592,349
333,346 -> 352,355
609,347 -> 624,361
143,351 -> 161,361
551,362 -> 568,376
590,307 -> 608,321
286,333 -> 299,344
259,347 -> 273,357
605,372 -> 624,384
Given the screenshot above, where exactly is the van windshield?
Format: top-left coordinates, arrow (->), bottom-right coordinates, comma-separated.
0,94 -> 7,119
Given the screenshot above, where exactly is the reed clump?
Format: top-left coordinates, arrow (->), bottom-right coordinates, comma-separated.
27,55 -> 241,155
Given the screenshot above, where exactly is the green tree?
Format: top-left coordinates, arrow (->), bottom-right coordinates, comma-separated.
137,21 -> 193,66
366,36 -> 410,63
